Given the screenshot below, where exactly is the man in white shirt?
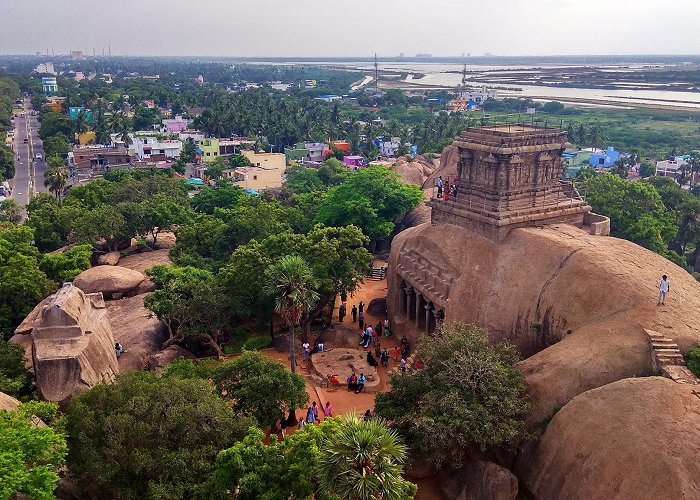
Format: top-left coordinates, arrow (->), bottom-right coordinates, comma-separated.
658,275 -> 670,305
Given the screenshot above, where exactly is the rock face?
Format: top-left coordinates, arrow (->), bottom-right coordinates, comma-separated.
516,377 -> 700,500
0,391 -> 21,411
117,248 -> 172,274
28,284 -> 119,404
73,265 -> 146,299
97,251 -> 120,266
394,156 -> 435,187
106,294 -> 169,372
388,222 -> 700,424
147,345 -> 197,372
311,348 -> 380,390
438,461 -> 519,500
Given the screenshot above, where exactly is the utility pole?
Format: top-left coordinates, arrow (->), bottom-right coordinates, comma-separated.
374,53 -> 379,93
108,45 -> 111,57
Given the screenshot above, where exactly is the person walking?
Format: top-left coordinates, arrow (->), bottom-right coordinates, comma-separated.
436,175 -> 444,198
306,407 -> 316,425
339,301 -> 346,323
381,348 -> 389,367
400,358 -> 407,374
311,401 -> 319,423
658,275 -> 670,305
358,311 -> 365,331
359,301 -> 364,314
393,345 -> 400,361
322,401 -> 333,419
352,305 -> 357,323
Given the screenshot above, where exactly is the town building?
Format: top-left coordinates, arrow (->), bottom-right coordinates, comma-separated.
219,137 -> 255,157
222,166 -> 282,190
130,135 -> 182,161
34,62 -> 56,75
332,140 -> 351,153
655,157 -> 688,178
42,77 -> 58,96
198,138 -> 220,163
161,115 -> 188,134
178,130 -> 205,143
343,155 -> 367,169
589,147 -> 620,168
68,145 -> 133,179
68,107 -> 93,122
373,137 -> 401,157
242,150 -> 286,171
45,97 -> 66,113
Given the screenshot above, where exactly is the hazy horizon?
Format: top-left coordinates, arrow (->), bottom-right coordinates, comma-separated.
1,0 -> 698,58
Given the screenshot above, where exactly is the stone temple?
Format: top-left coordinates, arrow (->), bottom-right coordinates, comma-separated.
387,125 -> 700,499
427,125 -> 591,241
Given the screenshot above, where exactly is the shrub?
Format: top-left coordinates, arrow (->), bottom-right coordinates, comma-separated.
686,344 -> 700,377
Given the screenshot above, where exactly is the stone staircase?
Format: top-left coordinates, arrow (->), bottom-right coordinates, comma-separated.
645,329 -> 699,385
367,266 -> 386,281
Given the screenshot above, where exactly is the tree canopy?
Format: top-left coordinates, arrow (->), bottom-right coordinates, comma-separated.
66,371 -> 253,500
374,322 -> 531,467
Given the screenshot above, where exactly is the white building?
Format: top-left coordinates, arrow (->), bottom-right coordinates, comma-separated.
462,86 -> 498,105
655,158 -> 687,178
35,62 -> 56,75
113,134 -> 182,160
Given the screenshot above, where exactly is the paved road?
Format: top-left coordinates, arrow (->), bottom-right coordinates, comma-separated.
10,98 -> 48,207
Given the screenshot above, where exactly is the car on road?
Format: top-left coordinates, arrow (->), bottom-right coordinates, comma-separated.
35,153 -> 42,160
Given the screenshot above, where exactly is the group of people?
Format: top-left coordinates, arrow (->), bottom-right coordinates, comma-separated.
301,340 -> 326,364
275,401 -> 335,437
346,372 -> 367,394
436,175 -> 459,202
359,318 -> 390,348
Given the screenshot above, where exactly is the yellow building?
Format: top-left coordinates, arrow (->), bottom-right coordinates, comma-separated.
199,138 -> 220,163
76,131 -> 96,145
222,166 -> 282,191
242,150 -> 286,171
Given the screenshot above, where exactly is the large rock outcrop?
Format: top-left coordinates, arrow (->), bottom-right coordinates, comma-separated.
0,391 -> 21,411
388,223 -> 700,423
73,265 -> 147,299
516,377 -> 700,499
27,284 -> 119,404
438,461 -> 519,500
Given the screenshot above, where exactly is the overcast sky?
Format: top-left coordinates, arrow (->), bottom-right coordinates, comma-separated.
0,0 -> 698,57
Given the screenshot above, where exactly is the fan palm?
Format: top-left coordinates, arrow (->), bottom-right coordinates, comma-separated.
44,163 -> 69,203
264,255 -> 319,373
317,414 -> 416,500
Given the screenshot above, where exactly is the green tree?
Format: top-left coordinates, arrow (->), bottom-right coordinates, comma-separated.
38,244 -> 92,283
0,340 -> 34,400
191,186 -> 244,214
205,157 -> 228,180
0,225 -> 56,340
229,154 -> 253,168
317,414 -> 417,500
73,109 -> 89,136
0,402 -> 67,500
0,145 -> 16,181
315,166 -> 423,246
583,174 -> 679,259
139,193 -> 192,246
0,199 -> 22,224
145,265 -> 230,356
38,111 -> 72,141
66,372 -> 252,500
199,351 -> 308,427
264,255 -> 319,373
285,165 -> 324,194
316,157 -> 348,187
43,163 -> 69,202
42,132 -> 70,160
374,322 -> 531,467
72,204 -> 130,251
639,160 -> 655,178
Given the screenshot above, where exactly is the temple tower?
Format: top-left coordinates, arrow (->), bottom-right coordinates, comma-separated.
427,125 -> 591,241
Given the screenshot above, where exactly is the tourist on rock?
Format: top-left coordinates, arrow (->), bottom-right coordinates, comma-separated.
311,401 -> 319,422
358,311 -> 364,331
363,409 -> 372,421
400,358 -> 407,373
359,301 -> 364,314
381,348 -> 389,367
366,324 -> 374,338
437,176 -> 444,198
367,351 -> 378,367
352,305 -> 357,322
658,275 -> 670,305
347,373 -> 358,391
302,341 -> 310,351
376,322 -> 383,337
323,401 -> 333,419
393,345 -> 400,361
115,342 -> 124,358
402,344 -> 410,360
355,373 -> 366,393
360,328 -> 372,348
443,187 -> 450,202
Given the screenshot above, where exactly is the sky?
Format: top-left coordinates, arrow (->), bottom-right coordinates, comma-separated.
0,0 -> 699,58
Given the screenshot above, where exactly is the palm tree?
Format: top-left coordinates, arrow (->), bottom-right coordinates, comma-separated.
687,152 -> 700,188
44,163 -> 69,203
317,414 -> 415,500
265,255 -> 319,373
74,109 -> 89,137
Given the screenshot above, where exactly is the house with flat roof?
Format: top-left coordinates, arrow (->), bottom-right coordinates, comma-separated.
222,166 -> 282,190
655,157 -> 688,178
242,151 -> 286,171
589,147 -> 620,168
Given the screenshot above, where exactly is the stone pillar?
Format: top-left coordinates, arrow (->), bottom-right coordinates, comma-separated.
431,308 -> 442,333
398,283 -> 406,315
415,293 -> 422,328
405,286 -> 413,319
424,302 -> 433,334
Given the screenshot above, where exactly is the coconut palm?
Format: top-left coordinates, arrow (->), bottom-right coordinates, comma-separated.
74,109 -> 89,137
44,163 -> 69,203
317,414 -> 416,500
265,255 -> 319,373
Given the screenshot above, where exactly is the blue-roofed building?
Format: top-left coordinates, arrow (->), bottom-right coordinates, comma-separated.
589,147 -> 620,168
